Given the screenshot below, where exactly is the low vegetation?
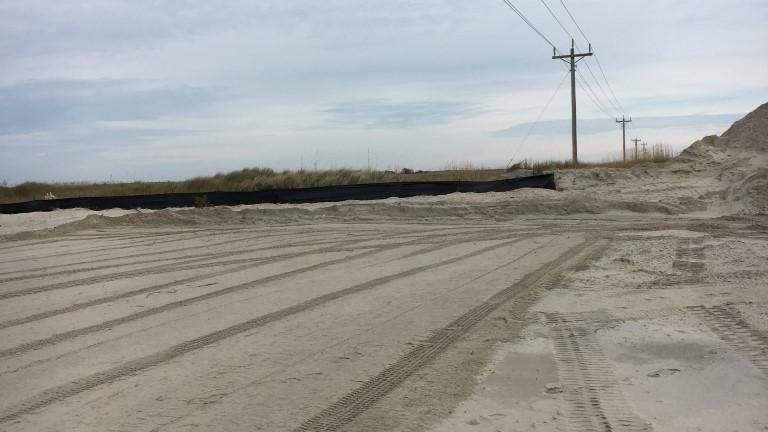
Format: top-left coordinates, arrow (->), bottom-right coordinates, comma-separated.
0,168 -> 400,204
0,144 -> 677,204
510,143 -> 677,174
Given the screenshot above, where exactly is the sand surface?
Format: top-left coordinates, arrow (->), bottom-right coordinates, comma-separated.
0,104 -> 767,431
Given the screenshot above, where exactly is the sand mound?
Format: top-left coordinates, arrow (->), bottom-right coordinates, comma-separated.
720,102 -> 768,149
673,102 -> 768,214
680,102 -> 768,160
725,168 -> 768,215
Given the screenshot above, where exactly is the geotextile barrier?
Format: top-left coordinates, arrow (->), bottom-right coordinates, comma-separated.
0,174 -> 555,214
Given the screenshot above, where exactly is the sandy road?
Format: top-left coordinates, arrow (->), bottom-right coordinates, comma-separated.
1,218 -> 766,432
0,222 -> 586,431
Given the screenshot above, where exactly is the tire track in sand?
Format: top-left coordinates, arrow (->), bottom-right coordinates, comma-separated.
546,318 -> 653,432
0,228 -> 232,254
687,305 -> 768,374
0,228 -> 511,339
0,226 -> 501,302
0,231 -> 405,301
295,237 -> 602,432
0,235 -> 531,424
0,229 -> 435,330
0,231 -> 523,358
0,229 -> 378,284
0,230 -> 210,252
0,227 -> 266,265
0,228 -> 329,278
0,225 -> 464,281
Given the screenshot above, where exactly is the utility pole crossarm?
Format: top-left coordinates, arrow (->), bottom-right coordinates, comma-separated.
552,52 -> 592,60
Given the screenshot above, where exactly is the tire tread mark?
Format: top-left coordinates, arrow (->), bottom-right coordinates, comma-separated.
0,226 -> 478,292
0,230 -> 209,252
0,234 -> 401,300
295,237 -> 601,432
0,229 -> 241,264
0,247 -> 380,358
0,229 -> 501,331
0,225 -> 307,265
546,316 -> 653,432
0,230 -> 368,283
687,305 -> 768,374
670,238 -> 706,279
0,229 -> 329,279
0,235 -> 529,424
1,233 -> 518,358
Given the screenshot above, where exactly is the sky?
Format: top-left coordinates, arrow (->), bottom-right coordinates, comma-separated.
1,0 -> 767,184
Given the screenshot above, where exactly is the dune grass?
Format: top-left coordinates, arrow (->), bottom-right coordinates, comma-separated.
0,168 -> 400,204
510,143 -> 677,174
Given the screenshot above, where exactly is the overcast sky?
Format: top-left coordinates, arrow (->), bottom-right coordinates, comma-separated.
1,0 -> 767,183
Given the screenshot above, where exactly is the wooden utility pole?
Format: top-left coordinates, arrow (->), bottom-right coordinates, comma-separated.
631,138 -> 641,160
641,141 -> 648,159
616,116 -> 632,161
553,39 -> 592,167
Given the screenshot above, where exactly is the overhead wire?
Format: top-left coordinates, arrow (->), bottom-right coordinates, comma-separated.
497,0 -> 572,166
581,59 -> 623,116
506,70 -> 570,167
556,0 -> 626,115
575,73 -> 614,120
538,0 -> 575,41
499,0 -> 557,49
556,0 -> 590,43
496,0 -> 626,120
591,55 -> 626,115
497,0 -> 624,162
539,0 -> 622,118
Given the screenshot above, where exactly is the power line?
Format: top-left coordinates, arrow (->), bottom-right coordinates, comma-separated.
581,59 -> 622,116
557,0 -> 626,115
557,0 -> 591,44
575,72 -> 613,120
499,0 -> 557,49
497,0 -> 625,119
506,70 -> 570,167
539,0 -> 622,118
499,0 -> 625,166
591,55 -> 626,115
538,0 -> 574,41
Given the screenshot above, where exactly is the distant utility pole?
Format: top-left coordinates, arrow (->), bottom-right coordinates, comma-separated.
632,138 -> 641,160
616,116 -> 633,161
641,141 -> 648,158
553,39 -> 592,168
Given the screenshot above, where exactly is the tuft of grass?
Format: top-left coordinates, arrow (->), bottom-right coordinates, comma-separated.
509,143 -> 677,174
396,160 -> 502,182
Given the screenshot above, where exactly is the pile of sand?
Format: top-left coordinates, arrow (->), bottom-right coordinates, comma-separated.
674,102 -> 768,214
